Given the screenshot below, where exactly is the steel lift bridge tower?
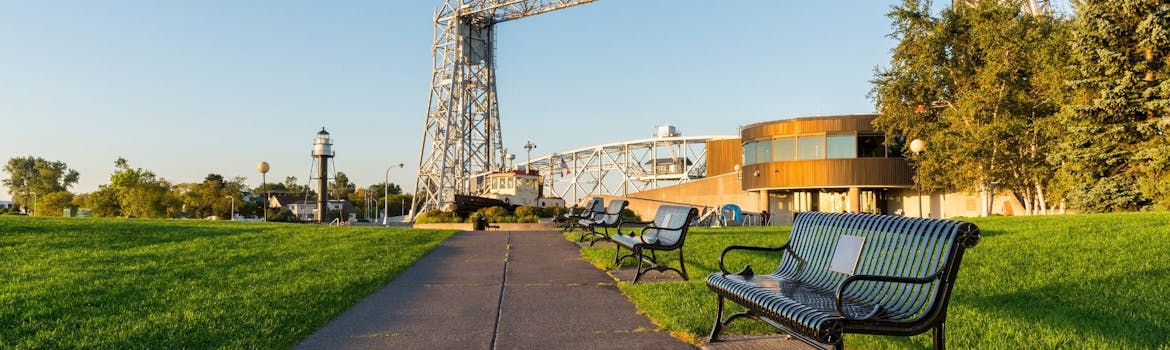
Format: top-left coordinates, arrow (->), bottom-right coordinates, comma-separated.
412,0 -> 595,215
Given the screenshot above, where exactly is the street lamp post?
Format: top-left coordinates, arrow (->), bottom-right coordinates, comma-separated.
523,141 -> 537,171
383,163 -> 404,225
225,195 -> 235,221
910,139 -> 926,218
258,161 -> 270,222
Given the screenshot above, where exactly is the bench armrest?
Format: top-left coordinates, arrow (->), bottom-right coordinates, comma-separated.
617,220 -> 653,236
717,244 -> 791,276
834,269 -> 943,320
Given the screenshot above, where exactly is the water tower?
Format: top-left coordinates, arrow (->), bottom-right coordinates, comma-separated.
312,128 -> 335,223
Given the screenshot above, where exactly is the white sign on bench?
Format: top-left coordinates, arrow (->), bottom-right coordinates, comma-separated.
829,235 -> 866,275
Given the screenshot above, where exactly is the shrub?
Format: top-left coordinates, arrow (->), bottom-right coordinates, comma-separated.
475,206 -> 510,218
620,208 -> 641,222
415,209 -> 463,224
541,206 -> 567,218
518,215 -> 540,223
515,206 -> 540,218
267,208 -> 298,222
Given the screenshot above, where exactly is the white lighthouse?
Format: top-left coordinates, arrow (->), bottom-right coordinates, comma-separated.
312,127 -> 334,223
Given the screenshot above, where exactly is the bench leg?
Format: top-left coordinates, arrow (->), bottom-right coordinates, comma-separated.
613,243 -> 623,267
588,227 -> 610,246
933,322 -> 945,350
677,247 -> 688,280
709,296 -> 726,342
633,247 -> 646,282
710,296 -> 754,342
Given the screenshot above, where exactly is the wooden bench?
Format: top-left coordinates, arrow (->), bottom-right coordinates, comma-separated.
612,205 -> 698,282
578,199 -> 628,246
706,212 -> 981,349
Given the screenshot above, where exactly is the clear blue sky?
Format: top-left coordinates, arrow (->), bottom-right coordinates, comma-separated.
1,1 -> 911,200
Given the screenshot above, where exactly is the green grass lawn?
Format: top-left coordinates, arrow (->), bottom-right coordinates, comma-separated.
568,212 -> 1170,349
0,216 -> 455,349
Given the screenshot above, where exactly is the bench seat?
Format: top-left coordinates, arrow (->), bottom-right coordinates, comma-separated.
612,205 -> 697,282
705,273 -> 883,343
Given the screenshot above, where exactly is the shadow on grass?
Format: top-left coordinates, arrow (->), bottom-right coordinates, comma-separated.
2,218 -> 276,252
961,267 -> 1170,348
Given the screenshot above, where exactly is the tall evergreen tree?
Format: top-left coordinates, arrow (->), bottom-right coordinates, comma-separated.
1058,0 -> 1170,211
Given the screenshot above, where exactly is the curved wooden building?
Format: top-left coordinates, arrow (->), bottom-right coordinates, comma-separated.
738,114 -> 913,216
622,114 -> 1023,225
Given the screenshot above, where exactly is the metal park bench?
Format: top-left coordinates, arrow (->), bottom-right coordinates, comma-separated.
561,197 -> 602,232
578,199 -> 628,246
612,205 -> 698,283
706,212 -> 981,350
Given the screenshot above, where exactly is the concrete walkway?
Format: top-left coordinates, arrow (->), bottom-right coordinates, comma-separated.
296,230 -> 694,350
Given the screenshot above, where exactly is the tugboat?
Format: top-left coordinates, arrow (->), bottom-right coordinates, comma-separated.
451,169 -> 565,218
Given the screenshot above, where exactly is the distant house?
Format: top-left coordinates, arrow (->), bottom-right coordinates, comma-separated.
268,194 -> 305,210
269,195 -> 352,222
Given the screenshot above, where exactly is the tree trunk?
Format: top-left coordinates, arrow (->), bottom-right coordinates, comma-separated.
1035,182 -> 1049,215
979,182 -> 995,217
1021,186 -> 1034,216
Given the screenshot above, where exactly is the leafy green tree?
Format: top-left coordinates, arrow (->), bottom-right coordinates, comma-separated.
385,193 -> 412,218
1055,0 -> 1170,211
330,172 -> 356,200
281,176 -> 315,198
107,158 -> 180,218
181,174 -> 238,219
365,182 -> 405,217
35,191 -> 75,217
871,0 -> 1069,216
2,156 -> 80,211
368,182 -> 402,197
85,186 -> 123,217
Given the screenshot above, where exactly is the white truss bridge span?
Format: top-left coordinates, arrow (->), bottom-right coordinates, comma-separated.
510,135 -> 737,204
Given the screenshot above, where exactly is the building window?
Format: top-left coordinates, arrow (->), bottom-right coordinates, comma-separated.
773,137 -> 796,161
794,191 -> 816,212
826,134 -> 856,159
756,140 -> 772,164
797,135 -> 825,160
744,141 -> 757,165
857,134 -> 885,158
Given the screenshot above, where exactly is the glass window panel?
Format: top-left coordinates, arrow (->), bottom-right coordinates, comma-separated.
773,138 -> 796,161
826,134 -> 857,159
797,135 -> 825,160
756,140 -> 772,164
857,134 -> 885,158
743,142 -> 756,165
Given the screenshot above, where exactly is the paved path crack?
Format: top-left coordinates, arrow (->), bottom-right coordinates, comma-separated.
489,231 -> 511,350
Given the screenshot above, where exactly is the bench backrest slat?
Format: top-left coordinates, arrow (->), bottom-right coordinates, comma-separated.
774,212 -> 979,323
646,205 -> 696,246
587,197 -> 605,221
599,199 -> 628,226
